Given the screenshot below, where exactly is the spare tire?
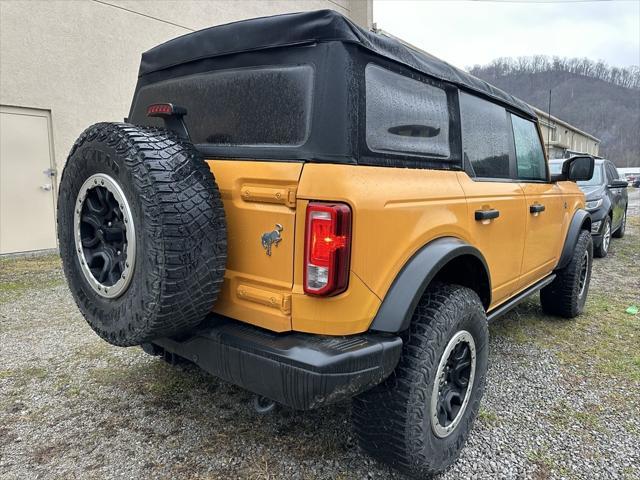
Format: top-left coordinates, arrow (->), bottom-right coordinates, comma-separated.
57,123 -> 226,346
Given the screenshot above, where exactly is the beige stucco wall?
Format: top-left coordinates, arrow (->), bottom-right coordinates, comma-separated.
0,0 -> 372,181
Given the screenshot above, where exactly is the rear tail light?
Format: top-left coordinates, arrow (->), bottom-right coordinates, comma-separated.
304,202 -> 352,296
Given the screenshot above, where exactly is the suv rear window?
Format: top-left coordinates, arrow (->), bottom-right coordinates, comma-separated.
459,92 -> 511,178
131,65 -> 314,146
365,64 -> 451,158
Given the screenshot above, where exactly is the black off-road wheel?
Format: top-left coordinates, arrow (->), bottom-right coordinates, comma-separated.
594,216 -> 611,258
57,123 -> 226,346
352,283 -> 488,479
541,229 -> 592,318
612,209 -> 626,239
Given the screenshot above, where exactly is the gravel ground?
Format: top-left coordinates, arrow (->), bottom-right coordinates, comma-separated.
1,189 -> 639,480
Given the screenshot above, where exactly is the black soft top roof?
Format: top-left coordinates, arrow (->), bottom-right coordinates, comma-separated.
139,10 -> 535,119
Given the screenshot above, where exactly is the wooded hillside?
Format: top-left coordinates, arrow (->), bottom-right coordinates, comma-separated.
469,56 -> 640,167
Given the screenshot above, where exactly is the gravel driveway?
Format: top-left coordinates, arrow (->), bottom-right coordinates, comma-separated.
1,191 -> 639,480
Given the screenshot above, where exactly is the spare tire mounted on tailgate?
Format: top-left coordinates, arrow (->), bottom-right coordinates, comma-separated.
57,123 -> 227,346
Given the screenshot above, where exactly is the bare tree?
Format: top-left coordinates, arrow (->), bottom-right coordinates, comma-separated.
470,55 -> 640,89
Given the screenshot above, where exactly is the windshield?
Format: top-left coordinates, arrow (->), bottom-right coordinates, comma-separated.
578,164 -> 603,187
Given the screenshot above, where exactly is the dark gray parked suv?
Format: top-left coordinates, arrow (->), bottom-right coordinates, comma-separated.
551,158 -> 628,257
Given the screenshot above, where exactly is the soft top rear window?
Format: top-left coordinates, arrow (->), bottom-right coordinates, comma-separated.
130,65 -> 314,147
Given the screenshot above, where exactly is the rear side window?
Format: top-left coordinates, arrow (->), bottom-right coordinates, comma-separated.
459,92 -> 511,178
365,64 -> 451,158
512,115 -> 547,181
130,65 -> 314,146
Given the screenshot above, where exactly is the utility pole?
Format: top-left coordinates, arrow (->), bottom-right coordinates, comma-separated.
547,89 -> 552,157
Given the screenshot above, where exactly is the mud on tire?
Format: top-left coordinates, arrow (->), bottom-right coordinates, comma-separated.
352,283 -> 488,479
57,123 -> 227,346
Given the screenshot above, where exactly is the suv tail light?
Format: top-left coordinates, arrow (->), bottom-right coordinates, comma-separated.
304,202 -> 352,296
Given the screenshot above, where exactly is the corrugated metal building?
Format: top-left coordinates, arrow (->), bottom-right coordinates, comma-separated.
533,106 -> 600,159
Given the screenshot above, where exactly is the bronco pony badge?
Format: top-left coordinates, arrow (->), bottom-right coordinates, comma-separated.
261,224 -> 283,256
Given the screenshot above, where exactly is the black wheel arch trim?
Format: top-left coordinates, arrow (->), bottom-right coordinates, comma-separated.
369,237 -> 491,333
556,209 -> 591,270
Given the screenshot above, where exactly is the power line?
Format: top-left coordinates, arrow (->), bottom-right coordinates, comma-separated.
91,0 -> 195,32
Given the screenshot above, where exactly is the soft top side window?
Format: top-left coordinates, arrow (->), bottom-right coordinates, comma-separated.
459,91 -> 512,179
365,64 -> 452,160
512,114 -> 547,182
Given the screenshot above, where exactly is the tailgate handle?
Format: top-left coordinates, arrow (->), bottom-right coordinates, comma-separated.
474,209 -> 500,221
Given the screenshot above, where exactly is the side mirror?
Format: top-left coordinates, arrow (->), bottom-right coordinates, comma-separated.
558,155 -> 594,182
608,180 -> 628,189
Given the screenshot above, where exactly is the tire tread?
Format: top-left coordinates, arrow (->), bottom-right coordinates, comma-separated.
58,123 -> 226,346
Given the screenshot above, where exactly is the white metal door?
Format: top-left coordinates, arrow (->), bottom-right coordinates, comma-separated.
0,106 -> 57,254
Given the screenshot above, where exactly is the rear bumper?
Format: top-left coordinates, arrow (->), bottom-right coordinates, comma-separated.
150,316 -> 402,410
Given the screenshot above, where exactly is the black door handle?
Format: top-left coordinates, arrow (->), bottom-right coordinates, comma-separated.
530,204 -> 546,214
475,209 -> 500,221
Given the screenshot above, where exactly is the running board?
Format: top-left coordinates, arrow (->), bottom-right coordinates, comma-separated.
487,274 -> 556,322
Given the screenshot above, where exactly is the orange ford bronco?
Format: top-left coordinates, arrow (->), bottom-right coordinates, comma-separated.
57,10 -> 595,478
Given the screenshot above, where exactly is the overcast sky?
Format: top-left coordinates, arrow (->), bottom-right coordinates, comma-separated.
373,0 -> 640,70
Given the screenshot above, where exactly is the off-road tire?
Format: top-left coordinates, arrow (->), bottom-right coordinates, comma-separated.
594,216 -> 610,258
352,283 -> 488,479
540,229 -> 592,318
58,123 -> 226,346
612,209 -> 626,238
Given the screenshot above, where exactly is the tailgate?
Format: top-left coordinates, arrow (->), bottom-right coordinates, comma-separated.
206,160 -> 302,331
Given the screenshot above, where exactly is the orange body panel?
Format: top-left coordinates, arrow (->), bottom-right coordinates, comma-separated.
206,159 -> 585,336
517,182 -> 566,289
206,160 -> 302,332
295,164 -> 469,302
455,173 -> 527,306
291,165 -> 470,334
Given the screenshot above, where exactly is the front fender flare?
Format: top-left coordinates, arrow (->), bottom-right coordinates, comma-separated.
556,209 -> 591,270
369,237 -> 490,333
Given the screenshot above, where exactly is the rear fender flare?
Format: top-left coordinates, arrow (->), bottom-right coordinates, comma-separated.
369,237 -> 490,333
